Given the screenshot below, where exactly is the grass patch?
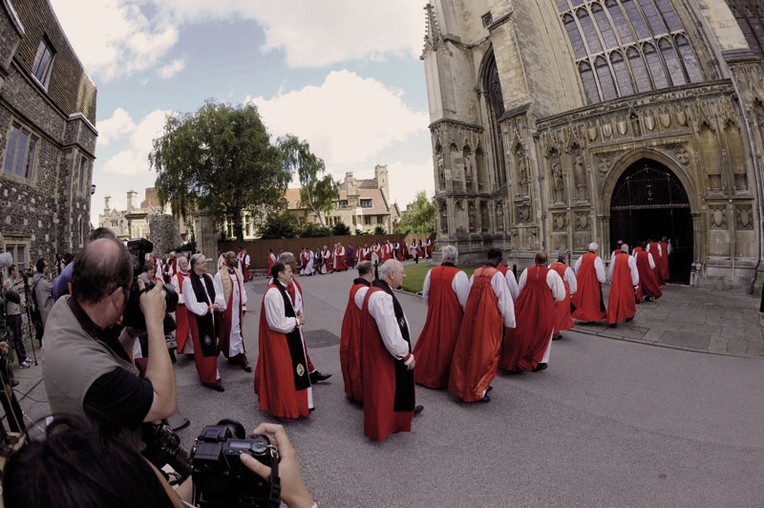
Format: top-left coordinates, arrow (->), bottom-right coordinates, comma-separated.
402,262 -> 480,294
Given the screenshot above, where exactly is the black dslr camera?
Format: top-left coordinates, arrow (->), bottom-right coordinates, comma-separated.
191,419 -> 280,508
124,238 -> 178,334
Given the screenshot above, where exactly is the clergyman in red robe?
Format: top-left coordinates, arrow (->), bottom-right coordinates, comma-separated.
607,244 -> 639,327
254,261 -> 313,420
501,250 -> 565,373
361,260 -> 419,441
448,248 -> 515,403
647,239 -> 665,286
550,251 -> 577,341
633,242 -> 662,302
412,245 -> 469,389
571,242 -> 607,323
339,261 -> 374,403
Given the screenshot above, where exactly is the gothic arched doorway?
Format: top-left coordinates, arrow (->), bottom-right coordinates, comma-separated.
609,159 -> 693,284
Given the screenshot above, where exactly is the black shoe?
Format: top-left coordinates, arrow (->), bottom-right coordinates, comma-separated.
309,371 -> 332,383
486,385 -> 494,393
532,363 -> 548,372
505,369 -> 523,375
608,323 -> 617,328
625,317 -> 633,322
478,394 -> 491,403
203,382 -> 225,392
309,407 -> 316,412
414,405 -> 424,415
552,333 -> 563,341
242,363 -> 253,373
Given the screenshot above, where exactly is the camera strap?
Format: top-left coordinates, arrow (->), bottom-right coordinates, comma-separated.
268,445 -> 281,508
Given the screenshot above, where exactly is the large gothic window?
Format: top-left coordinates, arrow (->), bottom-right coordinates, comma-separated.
483,50 -> 507,188
557,0 -> 705,104
727,1 -> 764,64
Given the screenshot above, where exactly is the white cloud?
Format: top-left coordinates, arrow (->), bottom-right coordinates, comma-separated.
100,110 -> 171,175
387,161 -> 435,209
159,58 -> 186,79
250,70 -> 428,166
49,0 -> 178,81
50,0 -> 426,80
97,108 -> 135,146
251,0 -> 426,68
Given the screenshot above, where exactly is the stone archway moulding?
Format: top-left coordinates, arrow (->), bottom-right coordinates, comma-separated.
599,147 -> 700,217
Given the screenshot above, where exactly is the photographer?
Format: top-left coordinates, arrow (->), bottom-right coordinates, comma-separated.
2,416 -> 316,508
2,265 -> 31,369
42,237 -> 176,449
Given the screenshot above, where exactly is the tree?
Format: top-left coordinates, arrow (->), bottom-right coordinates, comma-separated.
374,225 -> 387,235
260,212 -> 303,239
150,101 -> 290,241
278,134 -> 339,226
395,191 -> 436,234
333,221 -> 351,236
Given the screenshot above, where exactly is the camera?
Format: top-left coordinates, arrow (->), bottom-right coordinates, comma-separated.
191,419 -> 279,508
124,238 -> 178,333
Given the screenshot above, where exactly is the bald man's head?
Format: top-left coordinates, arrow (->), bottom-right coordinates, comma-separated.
72,238 -> 132,304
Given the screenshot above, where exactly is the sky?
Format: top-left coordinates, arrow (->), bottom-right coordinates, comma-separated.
47,0 -> 434,227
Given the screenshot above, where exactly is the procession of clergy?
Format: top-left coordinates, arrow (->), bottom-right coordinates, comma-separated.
266,238 -> 434,277
253,236 -> 671,442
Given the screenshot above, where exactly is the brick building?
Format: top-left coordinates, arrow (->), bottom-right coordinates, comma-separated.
424,0 -> 764,289
0,0 -> 97,269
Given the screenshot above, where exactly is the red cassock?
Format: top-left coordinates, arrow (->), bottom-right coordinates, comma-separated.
361,287 -> 414,441
267,254 -> 275,274
659,241 -> 670,281
174,272 -> 190,353
254,285 -> 310,420
550,262 -> 574,335
335,248 -> 347,271
608,252 -> 637,325
186,312 -> 219,385
571,252 -> 606,322
648,242 -> 665,286
501,266 -> 555,372
634,250 -> 662,300
286,278 -> 315,373
340,283 -> 367,402
412,266 -> 463,389
448,267 -> 503,402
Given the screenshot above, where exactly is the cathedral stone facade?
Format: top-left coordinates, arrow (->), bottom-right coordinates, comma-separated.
423,0 -> 764,289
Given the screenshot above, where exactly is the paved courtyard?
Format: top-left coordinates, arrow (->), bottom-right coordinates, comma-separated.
14,265 -> 764,507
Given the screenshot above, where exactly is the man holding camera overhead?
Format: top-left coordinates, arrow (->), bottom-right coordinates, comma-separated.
42,236 -> 176,449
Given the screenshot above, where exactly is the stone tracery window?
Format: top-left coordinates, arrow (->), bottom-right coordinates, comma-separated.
482,50 -> 507,189
557,0 -> 704,104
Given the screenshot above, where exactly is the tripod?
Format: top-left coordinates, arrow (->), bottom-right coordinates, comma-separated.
18,272 -> 39,366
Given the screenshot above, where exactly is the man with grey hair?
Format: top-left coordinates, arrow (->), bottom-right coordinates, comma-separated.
360,259 -> 420,441
607,243 -> 639,328
169,255 -> 192,355
340,261 -> 375,403
277,252 -> 331,383
571,242 -> 606,323
412,245 -> 469,389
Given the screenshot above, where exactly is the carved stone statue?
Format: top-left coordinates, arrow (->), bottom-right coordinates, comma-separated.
574,153 -> 588,200
551,157 -> 564,203
468,202 -> 477,232
436,152 -> 446,189
516,150 -> 528,195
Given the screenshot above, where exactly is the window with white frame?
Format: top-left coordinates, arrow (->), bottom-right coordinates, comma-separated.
32,37 -> 55,88
360,199 -> 372,208
3,122 -> 39,179
3,239 -> 30,271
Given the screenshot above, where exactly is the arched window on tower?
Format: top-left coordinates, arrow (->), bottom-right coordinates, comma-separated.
579,61 -> 599,104
643,42 -> 668,88
559,0 -> 706,104
595,56 -> 617,100
610,50 -> 634,96
659,37 -> 685,86
482,50 -> 507,189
